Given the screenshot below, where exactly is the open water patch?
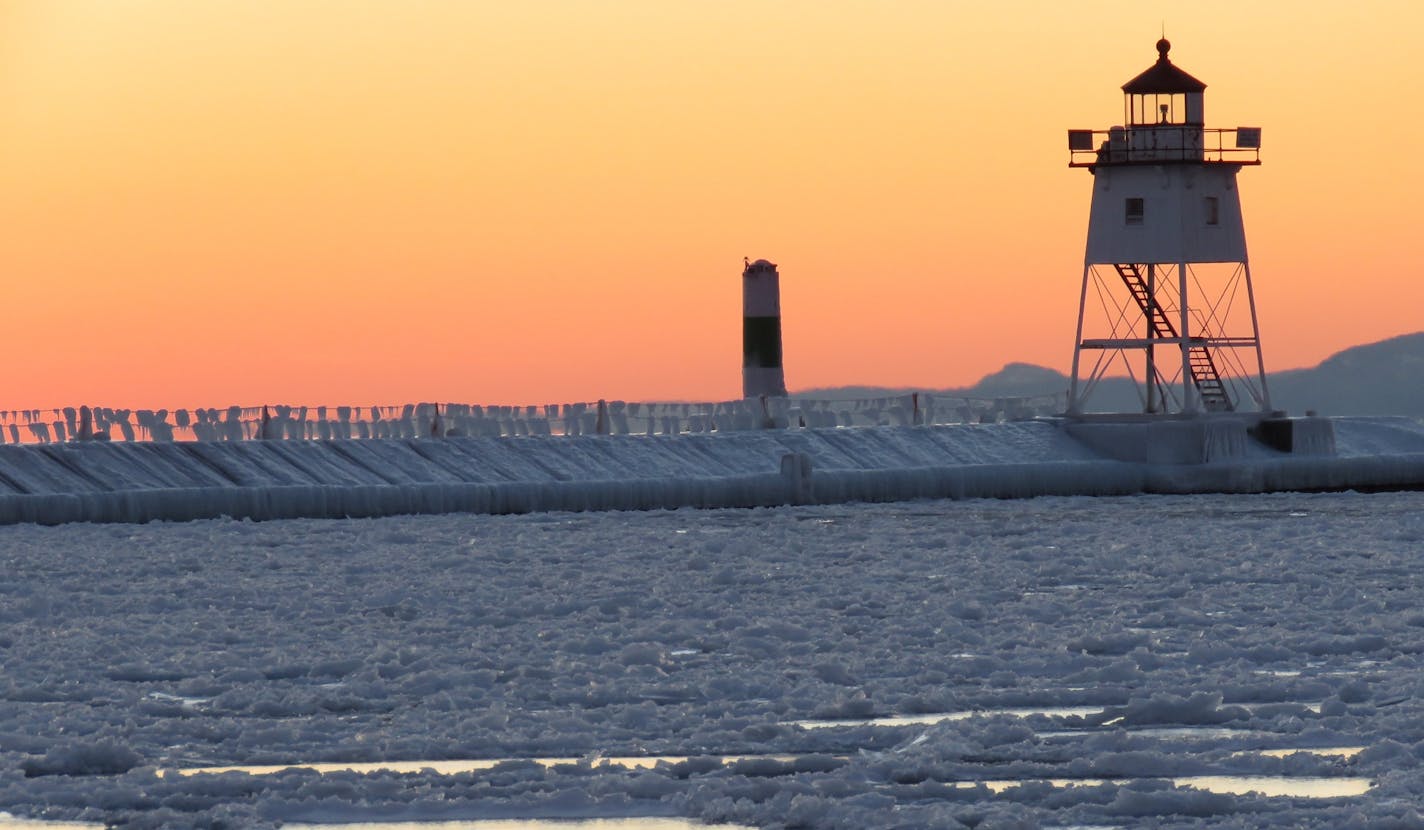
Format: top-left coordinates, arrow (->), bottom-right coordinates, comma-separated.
1253,746 -> 1364,759
172,755 -> 807,778
0,818 -> 103,830
1170,775 -> 1372,798
283,821 -> 751,830
170,752 -> 1373,800
955,775 -> 1372,798
789,698 -> 1322,731
1037,725 -> 1261,740
789,705 -> 1104,729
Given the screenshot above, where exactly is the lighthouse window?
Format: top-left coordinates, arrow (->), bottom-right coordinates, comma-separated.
1204,196 -> 1220,226
1125,198 -> 1144,225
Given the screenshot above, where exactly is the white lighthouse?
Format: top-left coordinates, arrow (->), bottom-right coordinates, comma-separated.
1066,39 -> 1268,417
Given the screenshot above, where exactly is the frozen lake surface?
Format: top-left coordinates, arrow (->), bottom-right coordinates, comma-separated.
2,490 -> 1422,827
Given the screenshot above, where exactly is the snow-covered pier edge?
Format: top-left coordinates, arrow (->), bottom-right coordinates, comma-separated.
0,417 -> 1420,525
0,462 -> 1129,526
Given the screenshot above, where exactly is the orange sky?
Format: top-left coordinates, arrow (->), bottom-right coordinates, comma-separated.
0,1 -> 1419,409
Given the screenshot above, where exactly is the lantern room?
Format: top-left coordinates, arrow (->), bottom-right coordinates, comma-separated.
1067,39 -> 1261,168
1123,38 -> 1205,126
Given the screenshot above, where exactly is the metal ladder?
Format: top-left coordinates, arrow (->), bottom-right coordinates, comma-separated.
1113,263 -> 1232,411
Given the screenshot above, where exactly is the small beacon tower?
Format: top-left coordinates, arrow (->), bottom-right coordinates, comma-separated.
742,258 -> 788,398
1066,39 -> 1268,416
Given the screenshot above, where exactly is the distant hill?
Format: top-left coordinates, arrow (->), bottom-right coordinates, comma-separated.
796,364 -> 1077,406
963,363 -> 1069,399
1269,332 -> 1424,416
795,332 -> 1424,417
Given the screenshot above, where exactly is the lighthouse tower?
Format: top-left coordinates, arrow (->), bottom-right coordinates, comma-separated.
742,258 -> 788,398
1066,39 -> 1268,416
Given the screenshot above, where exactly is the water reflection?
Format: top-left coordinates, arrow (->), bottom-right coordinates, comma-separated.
1255,746 -> 1364,759
1038,726 -> 1258,740
171,753 -> 1372,800
0,818 -> 104,830
789,706 -> 1103,729
1172,775 -> 1372,798
961,775 -> 1371,798
284,821 -> 750,830
173,754 -> 801,777
793,700 -> 1325,731
791,700 -> 1321,734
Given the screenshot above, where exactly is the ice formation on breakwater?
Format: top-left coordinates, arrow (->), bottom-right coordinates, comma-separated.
0,393 -> 1066,444
0,416 -> 1421,524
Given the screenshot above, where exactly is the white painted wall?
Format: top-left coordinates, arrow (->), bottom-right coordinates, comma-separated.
742,261 -> 781,317
1084,164 -> 1248,264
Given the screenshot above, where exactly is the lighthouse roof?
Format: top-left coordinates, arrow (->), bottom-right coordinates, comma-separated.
1122,38 -> 1206,94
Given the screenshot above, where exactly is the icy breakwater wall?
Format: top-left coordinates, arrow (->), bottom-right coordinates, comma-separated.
0,418 -> 1422,525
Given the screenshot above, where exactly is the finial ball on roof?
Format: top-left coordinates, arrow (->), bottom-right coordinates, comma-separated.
1156,38 -> 1171,59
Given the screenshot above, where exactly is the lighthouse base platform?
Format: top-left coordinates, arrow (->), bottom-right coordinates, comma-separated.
1063,412 -> 1337,465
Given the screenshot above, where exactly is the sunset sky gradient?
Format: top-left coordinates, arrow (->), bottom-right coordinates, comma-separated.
1,1 -> 1419,408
